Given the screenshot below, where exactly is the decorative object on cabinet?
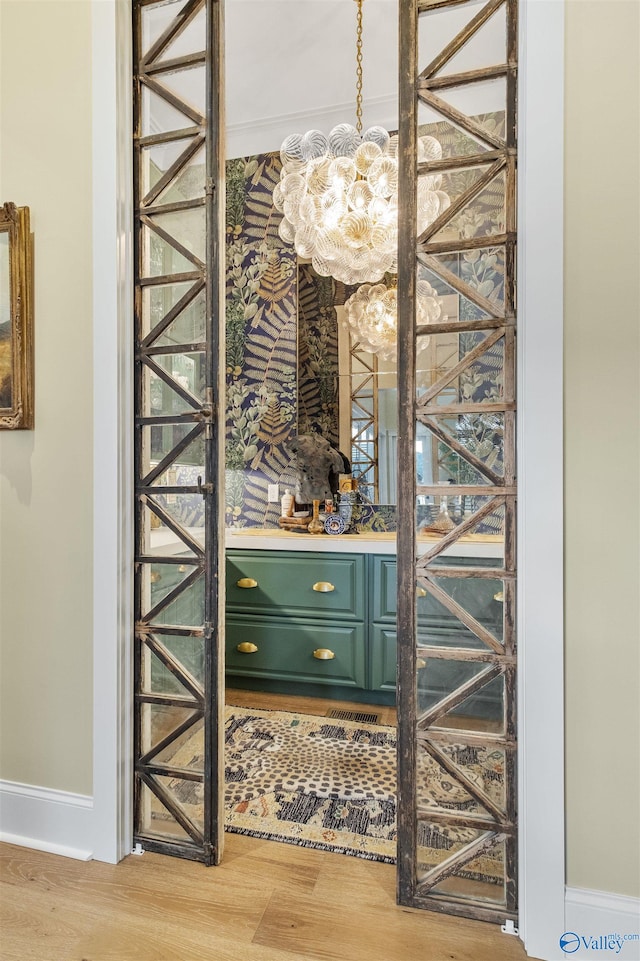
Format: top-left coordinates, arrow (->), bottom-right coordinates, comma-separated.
307,499 -> 325,534
278,513 -> 310,532
280,488 -> 294,517
287,432 -> 347,505
324,513 -> 347,535
0,203 -> 33,430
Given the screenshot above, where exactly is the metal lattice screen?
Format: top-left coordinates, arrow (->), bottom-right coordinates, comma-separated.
132,0 -> 224,864
397,0 -> 518,922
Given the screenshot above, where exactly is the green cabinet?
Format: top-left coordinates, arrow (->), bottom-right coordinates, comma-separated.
226,616 -> 366,689
226,550 -> 365,621
367,553 -> 504,720
226,549 -> 392,704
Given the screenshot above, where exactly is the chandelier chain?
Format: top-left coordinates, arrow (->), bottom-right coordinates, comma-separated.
355,0 -> 363,134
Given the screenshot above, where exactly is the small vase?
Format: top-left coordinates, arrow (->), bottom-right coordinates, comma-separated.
307,499 -> 324,535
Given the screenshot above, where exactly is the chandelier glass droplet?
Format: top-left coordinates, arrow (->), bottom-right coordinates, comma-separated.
273,0 -> 449,286
344,279 -> 444,362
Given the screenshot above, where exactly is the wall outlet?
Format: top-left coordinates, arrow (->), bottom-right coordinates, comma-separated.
267,484 -> 279,503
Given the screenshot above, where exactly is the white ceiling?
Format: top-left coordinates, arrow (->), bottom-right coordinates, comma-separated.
224,0 -> 507,158
225,0 -> 400,156
145,0 -> 507,158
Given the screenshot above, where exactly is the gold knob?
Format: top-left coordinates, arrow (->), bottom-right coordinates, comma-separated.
493,591 -> 504,602
236,642 -> 258,654
237,577 -> 258,589
313,648 -> 335,660
416,587 -> 427,597
313,581 -> 335,593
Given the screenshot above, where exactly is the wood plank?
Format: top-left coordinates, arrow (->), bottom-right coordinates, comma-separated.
0,838 -> 536,961
226,687 -> 397,727
253,882 -> 531,961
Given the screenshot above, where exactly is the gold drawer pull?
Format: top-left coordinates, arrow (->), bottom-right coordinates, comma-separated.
236,577 -> 258,589
313,581 -> 335,593
237,642 -> 258,654
313,648 -> 335,660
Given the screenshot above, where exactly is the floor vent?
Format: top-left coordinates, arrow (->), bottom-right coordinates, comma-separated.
326,709 -> 380,724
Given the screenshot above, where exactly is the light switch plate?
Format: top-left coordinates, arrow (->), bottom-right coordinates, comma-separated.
267,484 -> 279,503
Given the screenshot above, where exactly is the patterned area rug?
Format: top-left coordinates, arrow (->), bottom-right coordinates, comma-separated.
157,705 -> 505,881
224,706 -> 397,862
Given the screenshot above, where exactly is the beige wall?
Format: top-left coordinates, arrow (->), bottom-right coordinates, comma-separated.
0,0 -> 637,902
564,1 -> 640,897
0,0 -> 94,795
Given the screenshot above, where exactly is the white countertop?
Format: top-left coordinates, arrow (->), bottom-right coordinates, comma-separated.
148,526 -> 503,559
224,527 -> 504,558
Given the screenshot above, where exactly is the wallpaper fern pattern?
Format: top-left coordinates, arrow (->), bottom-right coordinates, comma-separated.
224,113 -> 505,533
225,153 -> 298,529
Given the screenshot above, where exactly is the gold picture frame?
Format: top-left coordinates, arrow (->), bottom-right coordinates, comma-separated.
0,203 -> 34,429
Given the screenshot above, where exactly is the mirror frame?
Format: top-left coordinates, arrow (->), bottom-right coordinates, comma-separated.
0,202 -> 34,430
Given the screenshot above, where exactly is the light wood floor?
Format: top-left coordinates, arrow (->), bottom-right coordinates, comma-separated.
1,692 -> 534,960
225,686 -> 398,725
0,838 -> 536,961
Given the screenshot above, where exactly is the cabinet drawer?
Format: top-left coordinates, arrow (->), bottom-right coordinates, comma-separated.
226,551 -> 365,621
369,625 -> 397,692
226,615 -> 366,689
370,554 -> 503,636
370,555 -> 397,623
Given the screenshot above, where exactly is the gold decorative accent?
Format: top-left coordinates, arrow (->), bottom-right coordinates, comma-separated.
313,581 -> 335,593
417,658 -> 426,670
307,499 -> 324,535
150,571 -> 161,584
0,204 -> 34,430
416,587 -> 427,597
493,591 -> 504,603
313,648 -> 335,660
237,577 -> 258,589
237,642 -> 258,654
178,564 -> 187,573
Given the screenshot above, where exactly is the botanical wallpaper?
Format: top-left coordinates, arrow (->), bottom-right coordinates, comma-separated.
225,152 -> 298,529
297,264 -> 340,445
222,112 -> 507,534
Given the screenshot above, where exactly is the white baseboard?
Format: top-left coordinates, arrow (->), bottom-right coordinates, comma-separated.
0,779 -> 93,861
563,887 -> 640,960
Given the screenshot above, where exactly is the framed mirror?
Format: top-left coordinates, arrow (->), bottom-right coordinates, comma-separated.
0,203 -> 34,430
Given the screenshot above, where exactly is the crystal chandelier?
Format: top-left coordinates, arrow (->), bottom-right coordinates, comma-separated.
272,0 -> 449,286
344,279 -> 444,363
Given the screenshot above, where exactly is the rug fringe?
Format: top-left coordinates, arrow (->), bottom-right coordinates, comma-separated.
225,825 -> 397,864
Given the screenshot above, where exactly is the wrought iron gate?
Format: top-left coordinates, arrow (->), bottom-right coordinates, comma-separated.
397,0 -> 518,921
132,0 -> 225,863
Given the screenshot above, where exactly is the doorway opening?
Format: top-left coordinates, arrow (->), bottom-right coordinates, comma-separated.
131,0 -> 522,925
